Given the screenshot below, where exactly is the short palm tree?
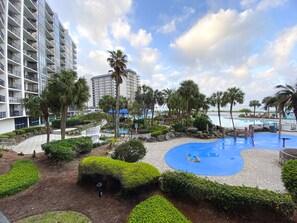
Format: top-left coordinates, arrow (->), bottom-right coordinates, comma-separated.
162,88 -> 173,117
208,91 -> 227,127
107,50 -> 128,138
22,89 -> 51,143
47,70 -> 89,139
249,100 -> 261,116
275,83 -> 297,123
178,80 -> 199,125
225,87 -> 245,129
262,96 -> 274,118
151,90 -> 165,125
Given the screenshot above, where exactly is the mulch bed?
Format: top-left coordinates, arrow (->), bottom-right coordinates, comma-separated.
0,146 -> 296,223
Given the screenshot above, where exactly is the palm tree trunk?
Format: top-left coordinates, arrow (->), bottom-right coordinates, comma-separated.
45,113 -> 50,143
186,98 -> 189,126
218,105 -> 221,127
151,106 -> 155,126
267,107 -> 270,118
115,83 -> 120,138
230,103 -> 235,129
254,107 -> 256,116
61,105 -> 68,140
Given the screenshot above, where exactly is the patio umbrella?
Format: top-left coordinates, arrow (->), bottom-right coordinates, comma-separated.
108,109 -> 116,114
120,109 -> 129,115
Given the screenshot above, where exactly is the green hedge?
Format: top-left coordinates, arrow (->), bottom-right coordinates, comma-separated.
128,195 -> 190,223
111,140 -> 147,162
0,160 -> 40,198
41,137 -> 93,162
51,119 -> 83,128
78,156 -> 160,191
0,132 -> 16,139
282,159 -> 297,199
160,171 -> 294,218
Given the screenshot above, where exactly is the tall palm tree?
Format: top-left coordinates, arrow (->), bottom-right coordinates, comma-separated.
107,50 -> 128,138
151,90 -> 165,125
208,91 -> 227,127
47,70 -> 90,139
225,87 -> 245,129
162,88 -> 173,117
249,100 -> 261,116
275,83 -> 297,123
22,89 -> 51,143
135,85 -> 153,124
178,80 -> 199,125
262,96 -> 274,118
168,91 -> 184,118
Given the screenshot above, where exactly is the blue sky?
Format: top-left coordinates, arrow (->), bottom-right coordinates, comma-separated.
47,0 -> 297,108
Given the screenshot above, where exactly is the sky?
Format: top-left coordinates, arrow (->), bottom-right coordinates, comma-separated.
47,0 -> 297,109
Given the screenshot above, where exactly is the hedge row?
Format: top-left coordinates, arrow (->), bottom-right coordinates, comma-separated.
41,137 -> 93,162
78,156 -> 160,191
128,195 -> 190,223
0,126 -> 47,139
282,159 -> 297,199
0,160 -> 40,198
159,171 -> 294,218
51,119 -> 88,128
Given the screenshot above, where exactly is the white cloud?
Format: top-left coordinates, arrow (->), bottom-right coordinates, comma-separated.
130,29 -> 152,48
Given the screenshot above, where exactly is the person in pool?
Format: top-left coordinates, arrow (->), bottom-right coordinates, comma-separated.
186,154 -> 191,160
192,156 -> 201,162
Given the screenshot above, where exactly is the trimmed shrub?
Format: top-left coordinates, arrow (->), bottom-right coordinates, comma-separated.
92,140 -> 109,148
111,140 -> 147,163
193,115 -> 213,131
78,156 -> 160,191
151,131 -> 163,138
0,132 -> 16,139
172,123 -> 186,132
0,160 -> 40,198
128,195 -> 190,223
41,137 -> 93,162
160,171 -> 294,218
282,159 -> 297,199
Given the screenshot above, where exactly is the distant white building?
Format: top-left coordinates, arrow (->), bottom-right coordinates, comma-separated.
91,69 -> 140,107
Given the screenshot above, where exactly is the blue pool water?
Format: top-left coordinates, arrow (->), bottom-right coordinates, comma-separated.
105,129 -> 128,134
164,133 -> 297,176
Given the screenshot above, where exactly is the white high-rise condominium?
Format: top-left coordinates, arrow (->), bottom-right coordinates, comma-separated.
91,69 -> 140,107
0,0 -> 77,134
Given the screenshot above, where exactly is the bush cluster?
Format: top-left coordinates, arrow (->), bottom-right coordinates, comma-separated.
193,115 -> 213,131
78,156 -> 160,191
112,140 -> 147,162
0,127 -> 47,139
128,195 -> 190,223
282,159 -> 297,199
52,119 -> 82,129
160,171 -> 294,218
0,160 -> 40,198
0,132 -> 16,139
172,123 -> 186,132
92,140 -> 109,148
41,137 -> 93,162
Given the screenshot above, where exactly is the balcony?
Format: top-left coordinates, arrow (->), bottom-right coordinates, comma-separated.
0,95 -> 5,102
0,111 -> 6,119
8,10 -> 21,25
24,0 -> 37,11
7,39 -> 20,51
0,62 -> 4,71
24,74 -> 38,82
9,1 -> 21,13
23,40 -> 37,51
25,86 -> 38,93
0,78 -> 5,87
24,50 -> 37,62
8,54 -> 21,64
23,28 -> 38,41
10,110 -> 23,117
9,97 -> 22,104
23,17 -> 37,30
0,14 -> 4,27
0,30 -> 4,42
25,63 -> 37,71
8,25 -> 20,39
8,83 -> 22,90
24,2 -> 37,20
8,69 -> 21,77
0,0 -> 5,12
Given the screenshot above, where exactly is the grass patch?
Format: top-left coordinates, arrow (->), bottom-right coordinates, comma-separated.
15,211 -> 91,223
0,160 -> 40,198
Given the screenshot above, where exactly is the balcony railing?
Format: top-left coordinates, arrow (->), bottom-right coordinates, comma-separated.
0,30 -> 4,40
8,54 -> 21,63
8,11 -> 21,24
9,97 -> 22,104
0,95 -> 5,102
25,87 -> 38,92
25,63 -> 37,71
8,69 -> 21,77
0,78 -> 5,87
0,111 -> 6,119
24,75 -> 38,82
0,62 -> 4,71
24,51 -> 37,60
10,2 -> 21,12
0,46 -> 4,55
10,110 -> 23,117
8,83 -> 22,90
8,40 -> 20,50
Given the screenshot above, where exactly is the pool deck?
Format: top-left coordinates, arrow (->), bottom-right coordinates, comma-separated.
143,132 -> 297,193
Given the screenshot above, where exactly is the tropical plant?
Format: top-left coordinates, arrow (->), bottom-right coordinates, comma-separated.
262,96 -> 274,118
178,80 -> 199,125
162,88 -> 174,117
168,91 -> 184,118
191,92 -> 209,115
208,91 -> 227,127
21,89 -> 51,143
249,100 -> 261,116
225,87 -> 245,129
47,70 -> 90,139
135,85 -> 154,124
275,83 -> 297,123
151,90 -> 165,125
107,50 -> 128,138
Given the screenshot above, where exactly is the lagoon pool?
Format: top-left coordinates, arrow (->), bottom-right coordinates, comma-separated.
164,133 -> 297,176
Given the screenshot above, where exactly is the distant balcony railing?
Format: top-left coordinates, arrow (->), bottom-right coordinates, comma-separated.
8,83 -> 22,90
0,111 -> 6,119
0,95 -> 5,102
24,75 -> 38,82
8,54 -> 21,63
8,25 -> 20,37
9,97 -> 22,104
0,46 -> 4,55
0,78 -> 5,87
24,51 -> 37,60
26,63 -> 37,71
10,110 -> 23,117
10,2 -> 21,12
0,30 -> 4,40
8,69 -> 21,77
8,11 -> 21,24
25,87 -> 38,92
0,62 -> 4,71
8,40 -> 20,50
